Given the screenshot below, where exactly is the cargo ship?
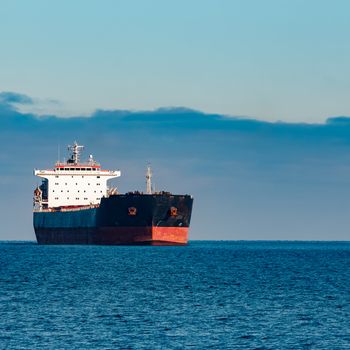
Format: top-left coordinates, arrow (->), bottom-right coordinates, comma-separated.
33,142 -> 193,245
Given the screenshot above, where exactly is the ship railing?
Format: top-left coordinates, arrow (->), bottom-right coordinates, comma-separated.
55,161 -> 101,166
33,204 -> 100,213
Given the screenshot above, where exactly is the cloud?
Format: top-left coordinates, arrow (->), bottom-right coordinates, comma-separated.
0,91 -> 66,118
326,116 -> 350,125
0,91 -> 33,106
1,92 -> 350,241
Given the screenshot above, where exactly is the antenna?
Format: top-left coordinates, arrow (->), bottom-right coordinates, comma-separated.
146,164 -> 152,194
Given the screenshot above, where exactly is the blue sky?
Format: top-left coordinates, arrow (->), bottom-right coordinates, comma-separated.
1,2 -> 350,240
1,0 -> 350,121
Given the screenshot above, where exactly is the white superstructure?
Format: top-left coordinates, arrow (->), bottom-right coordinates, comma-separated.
34,142 -> 120,209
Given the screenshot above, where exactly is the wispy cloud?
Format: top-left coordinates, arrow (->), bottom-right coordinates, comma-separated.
0,91 -> 68,117
0,91 -> 34,105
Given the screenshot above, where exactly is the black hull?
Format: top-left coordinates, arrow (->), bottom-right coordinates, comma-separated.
33,194 -> 193,245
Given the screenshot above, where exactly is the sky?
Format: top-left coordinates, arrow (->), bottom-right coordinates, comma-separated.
1,0 -> 350,121
1,92 -> 350,241
1,1 -> 350,241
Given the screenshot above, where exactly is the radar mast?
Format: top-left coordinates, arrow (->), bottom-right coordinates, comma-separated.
68,141 -> 84,164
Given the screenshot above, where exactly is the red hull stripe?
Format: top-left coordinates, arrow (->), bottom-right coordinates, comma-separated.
152,227 -> 188,244
35,226 -> 189,245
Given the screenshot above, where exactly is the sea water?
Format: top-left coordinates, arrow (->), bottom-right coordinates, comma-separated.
0,241 -> 349,349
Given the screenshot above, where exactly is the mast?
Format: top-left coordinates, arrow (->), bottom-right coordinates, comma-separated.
67,141 -> 84,164
146,165 -> 152,194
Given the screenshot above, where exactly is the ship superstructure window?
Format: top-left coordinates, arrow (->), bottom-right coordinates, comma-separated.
64,168 -> 69,170
97,176 -> 100,178
81,168 -> 86,171
55,176 -> 59,178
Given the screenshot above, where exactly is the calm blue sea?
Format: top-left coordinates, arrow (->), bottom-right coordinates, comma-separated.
0,241 -> 349,349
